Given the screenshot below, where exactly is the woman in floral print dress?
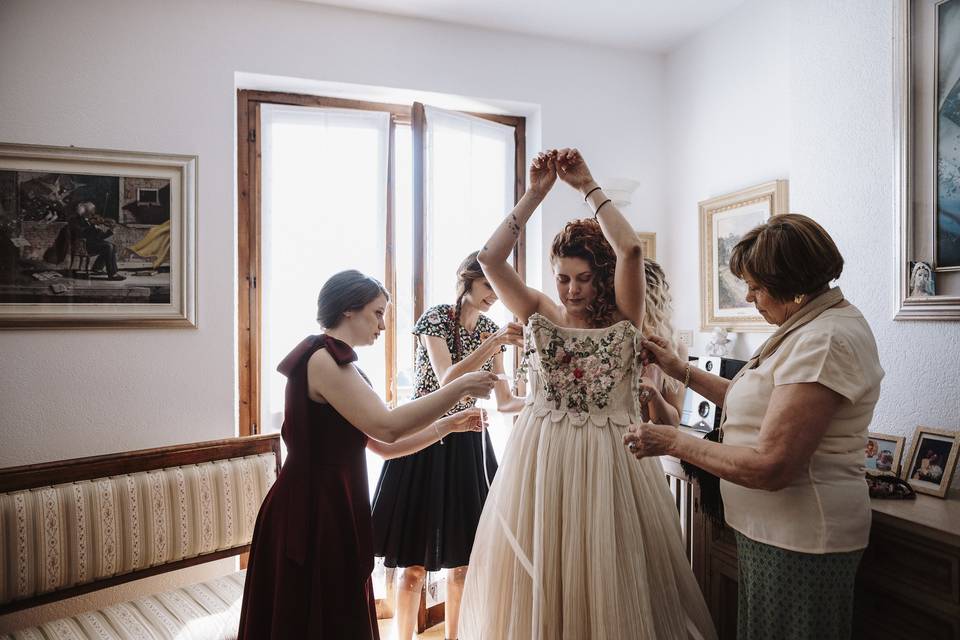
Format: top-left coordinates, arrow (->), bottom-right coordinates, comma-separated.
371,252 -> 524,640
459,149 -> 716,640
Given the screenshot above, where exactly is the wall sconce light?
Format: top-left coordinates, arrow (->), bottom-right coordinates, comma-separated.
585,177 -> 641,209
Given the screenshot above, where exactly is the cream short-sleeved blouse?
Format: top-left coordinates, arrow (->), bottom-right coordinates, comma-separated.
720,305 -> 884,554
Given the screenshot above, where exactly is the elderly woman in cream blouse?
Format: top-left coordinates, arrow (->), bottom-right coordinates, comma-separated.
624,213 -> 884,640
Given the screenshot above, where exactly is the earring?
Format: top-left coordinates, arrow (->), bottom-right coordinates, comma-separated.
793,294 -> 804,305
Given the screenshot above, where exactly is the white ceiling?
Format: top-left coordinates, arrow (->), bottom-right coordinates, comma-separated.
298,0 -> 748,52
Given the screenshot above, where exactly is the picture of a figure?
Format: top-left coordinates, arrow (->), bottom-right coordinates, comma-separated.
908,435 -> 954,486
865,435 -> 903,475
0,143 -> 195,327
865,439 -> 879,467
44,202 -> 125,280
875,449 -> 895,473
0,168 -> 172,305
910,449 -> 945,484
937,0 -> 960,268
909,261 -> 936,296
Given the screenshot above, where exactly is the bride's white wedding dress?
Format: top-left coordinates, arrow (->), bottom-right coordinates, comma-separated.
460,313 -> 716,640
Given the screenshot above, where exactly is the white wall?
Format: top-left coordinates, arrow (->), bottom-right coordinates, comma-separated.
0,0 -> 663,628
665,0 -> 960,437
0,0 -> 662,461
663,0 -> 791,357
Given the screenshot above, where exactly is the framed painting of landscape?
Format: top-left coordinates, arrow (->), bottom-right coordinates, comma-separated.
699,180 -> 788,331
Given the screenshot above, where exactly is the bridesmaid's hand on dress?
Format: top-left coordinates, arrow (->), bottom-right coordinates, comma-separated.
455,371 -> 499,401
438,408 -> 485,434
639,335 -> 686,381
484,322 -> 524,349
622,422 -> 678,459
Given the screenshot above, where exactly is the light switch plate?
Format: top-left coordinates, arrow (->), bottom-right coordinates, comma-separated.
678,330 -> 693,348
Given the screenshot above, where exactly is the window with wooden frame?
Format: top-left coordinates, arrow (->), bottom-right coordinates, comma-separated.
237,90 -> 526,440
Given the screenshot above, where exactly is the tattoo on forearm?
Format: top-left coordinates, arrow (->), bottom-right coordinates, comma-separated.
508,213 -> 521,237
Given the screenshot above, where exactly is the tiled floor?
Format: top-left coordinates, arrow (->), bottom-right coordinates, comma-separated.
377,619 -> 445,639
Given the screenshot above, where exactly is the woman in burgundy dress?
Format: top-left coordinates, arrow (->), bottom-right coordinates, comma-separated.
238,270 -> 498,639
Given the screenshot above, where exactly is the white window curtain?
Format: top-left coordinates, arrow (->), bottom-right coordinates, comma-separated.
423,106 -> 515,315
260,104 -> 390,434
422,105 -> 517,466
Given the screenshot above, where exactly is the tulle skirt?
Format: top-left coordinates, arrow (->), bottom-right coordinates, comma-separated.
459,406 -> 717,640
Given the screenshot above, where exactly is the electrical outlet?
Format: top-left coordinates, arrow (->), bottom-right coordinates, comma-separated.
678,330 -> 693,348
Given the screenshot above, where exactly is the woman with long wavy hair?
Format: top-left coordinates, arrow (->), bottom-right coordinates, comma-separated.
637,258 -> 688,426
459,149 -> 716,639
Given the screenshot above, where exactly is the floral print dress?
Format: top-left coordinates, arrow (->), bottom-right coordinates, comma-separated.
370,304 -> 504,570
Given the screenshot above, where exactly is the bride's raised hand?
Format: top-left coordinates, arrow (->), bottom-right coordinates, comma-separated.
529,151 -> 557,198
555,148 -> 596,192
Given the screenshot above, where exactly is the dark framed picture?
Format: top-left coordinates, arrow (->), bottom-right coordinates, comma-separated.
901,426 -> 960,498
865,432 -> 906,476
0,143 -> 197,327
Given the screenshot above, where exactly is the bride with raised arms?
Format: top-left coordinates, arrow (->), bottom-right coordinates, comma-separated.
459,148 -> 716,640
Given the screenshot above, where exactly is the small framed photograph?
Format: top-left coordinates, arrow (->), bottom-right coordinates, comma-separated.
901,427 -> 960,498
908,261 -> 936,297
865,432 -> 906,476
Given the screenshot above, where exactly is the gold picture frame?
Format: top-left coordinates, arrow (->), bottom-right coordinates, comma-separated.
636,231 -> 656,262
901,426 -> 960,498
866,432 -> 907,476
698,179 -> 788,331
0,143 -> 197,328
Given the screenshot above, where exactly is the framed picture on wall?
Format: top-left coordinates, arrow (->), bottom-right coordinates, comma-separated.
0,143 -> 197,327
893,1 -> 960,319
699,179 -> 788,331
866,432 -> 906,476
636,231 -> 656,262
901,426 -> 960,498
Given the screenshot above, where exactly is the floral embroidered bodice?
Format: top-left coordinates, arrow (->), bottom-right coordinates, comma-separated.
520,313 -> 643,428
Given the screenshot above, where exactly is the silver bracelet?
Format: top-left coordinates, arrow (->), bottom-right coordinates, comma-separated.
434,421 -> 444,445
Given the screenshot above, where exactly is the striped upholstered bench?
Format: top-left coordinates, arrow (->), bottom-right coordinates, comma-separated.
0,435 -> 280,639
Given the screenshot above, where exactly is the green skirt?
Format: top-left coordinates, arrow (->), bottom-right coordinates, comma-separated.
736,532 -> 863,640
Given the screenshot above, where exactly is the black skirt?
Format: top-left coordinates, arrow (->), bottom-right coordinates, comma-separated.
370,429 -> 497,570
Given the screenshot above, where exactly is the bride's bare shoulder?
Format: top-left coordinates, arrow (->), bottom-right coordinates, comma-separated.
528,302 -> 567,327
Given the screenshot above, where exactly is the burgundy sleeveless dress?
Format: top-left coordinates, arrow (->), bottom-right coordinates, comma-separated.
238,334 -> 379,639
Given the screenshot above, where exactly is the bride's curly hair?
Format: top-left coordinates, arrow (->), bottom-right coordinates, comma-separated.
550,218 -> 617,327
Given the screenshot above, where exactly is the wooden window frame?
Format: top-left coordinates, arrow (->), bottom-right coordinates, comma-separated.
237,88 -> 526,635
238,90 -> 525,437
